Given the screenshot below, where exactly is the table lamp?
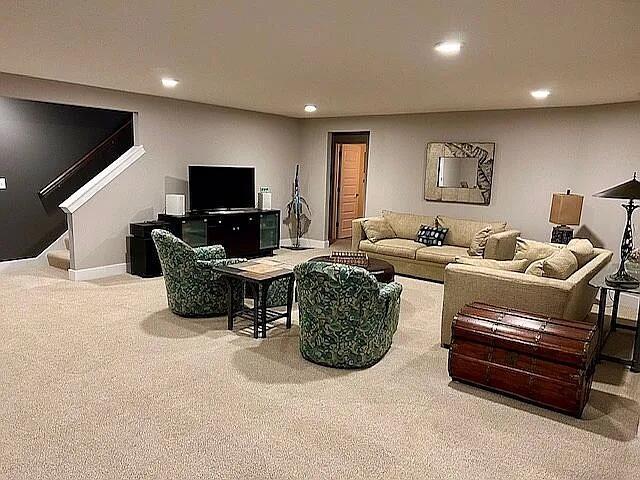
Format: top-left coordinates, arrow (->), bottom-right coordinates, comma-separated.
594,172 -> 640,289
549,190 -> 583,244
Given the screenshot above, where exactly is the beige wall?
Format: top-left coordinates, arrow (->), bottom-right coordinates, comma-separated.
0,73 -> 301,269
2,71 -> 639,270
299,103 -> 640,261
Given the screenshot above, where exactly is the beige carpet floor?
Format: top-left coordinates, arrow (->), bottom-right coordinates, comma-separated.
1,246 -> 639,479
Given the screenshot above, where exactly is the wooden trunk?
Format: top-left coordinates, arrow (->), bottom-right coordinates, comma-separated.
448,303 -> 599,417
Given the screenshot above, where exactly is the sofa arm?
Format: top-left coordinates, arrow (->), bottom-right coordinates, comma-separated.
441,263 -> 571,346
483,229 -> 520,260
351,217 -> 370,251
194,245 -> 226,261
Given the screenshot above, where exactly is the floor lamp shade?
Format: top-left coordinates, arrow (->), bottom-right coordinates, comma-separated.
549,191 -> 583,226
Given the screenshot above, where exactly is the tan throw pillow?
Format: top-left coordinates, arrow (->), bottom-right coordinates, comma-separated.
436,215 -> 507,247
362,217 -> 396,243
456,257 -> 530,272
567,238 -> 595,268
525,249 -> 578,280
468,226 -> 493,257
514,238 -> 560,264
382,210 -> 435,240
525,259 -> 545,277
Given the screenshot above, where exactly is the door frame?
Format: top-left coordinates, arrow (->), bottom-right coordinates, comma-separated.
328,132 -> 370,244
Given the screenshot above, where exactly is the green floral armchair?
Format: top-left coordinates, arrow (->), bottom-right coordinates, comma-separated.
293,261 -> 402,368
151,229 -> 245,317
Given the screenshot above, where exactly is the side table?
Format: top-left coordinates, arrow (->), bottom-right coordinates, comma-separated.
590,264 -> 640,372
213,260 -> 295,339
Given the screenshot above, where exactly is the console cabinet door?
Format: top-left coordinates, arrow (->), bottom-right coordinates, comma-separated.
206,216 -> 226,247
228,214 -> 259,257
181,219 -> 207,247
259,212 -> 280,250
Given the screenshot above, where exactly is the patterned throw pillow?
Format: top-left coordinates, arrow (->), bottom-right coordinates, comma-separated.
416,225 -> 449,246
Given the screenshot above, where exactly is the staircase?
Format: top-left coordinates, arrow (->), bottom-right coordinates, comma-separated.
47,237 -> 70,271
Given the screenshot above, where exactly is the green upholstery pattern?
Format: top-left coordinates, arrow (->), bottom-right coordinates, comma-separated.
259,276 -> 291,308
151,229 -> 245,317
293,261 -> 402,368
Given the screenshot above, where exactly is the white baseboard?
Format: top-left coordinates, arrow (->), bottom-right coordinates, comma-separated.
280,238 -> 329,249
0,256 -> 44,273
68,263 -> 127,281
0,231 -> 68,273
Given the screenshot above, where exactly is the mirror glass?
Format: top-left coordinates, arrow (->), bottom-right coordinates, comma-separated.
437,157 -> 479,188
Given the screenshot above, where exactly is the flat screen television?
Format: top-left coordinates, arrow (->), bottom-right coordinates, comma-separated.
188,165 -> 255,211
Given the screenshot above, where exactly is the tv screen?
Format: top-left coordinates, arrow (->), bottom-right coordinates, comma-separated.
189,165 -> 255,211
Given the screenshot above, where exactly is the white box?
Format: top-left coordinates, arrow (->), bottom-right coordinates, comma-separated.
165,194 -> 186,215
258,192 -> 272,210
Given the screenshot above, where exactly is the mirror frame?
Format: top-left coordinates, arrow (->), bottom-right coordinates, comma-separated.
424,142 -> 495,205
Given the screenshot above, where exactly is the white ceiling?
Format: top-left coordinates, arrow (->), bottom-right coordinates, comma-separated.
1,1 -> 639,118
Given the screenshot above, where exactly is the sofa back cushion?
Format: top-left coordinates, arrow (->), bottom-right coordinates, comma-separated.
382,210 -> 435,240
362,217 -> 396,243
524,248 -> 579,280
567,238 -> 596,268
436,215 -> 507,248
514,238 -> 560,263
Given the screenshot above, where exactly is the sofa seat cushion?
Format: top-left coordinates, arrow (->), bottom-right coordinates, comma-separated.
360,238 -> 424,259
382,210 -> 436,240
415,245 -> 471,265
436,215 -> 507,248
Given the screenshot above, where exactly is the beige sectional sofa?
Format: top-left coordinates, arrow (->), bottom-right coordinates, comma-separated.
352,210 -> 520,282
440,246 -> 613,346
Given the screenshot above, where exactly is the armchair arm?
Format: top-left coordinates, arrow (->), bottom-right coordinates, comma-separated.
194,245 -> 226,261
379,281 -> 403,333
441,263 -> 571,346
197,258 -> 247,269
483,229 -> 520,260
351,217 -> 372,251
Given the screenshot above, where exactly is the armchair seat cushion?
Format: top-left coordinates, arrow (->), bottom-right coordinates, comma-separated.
360,238 -> 424,259
416,245 -> 470,265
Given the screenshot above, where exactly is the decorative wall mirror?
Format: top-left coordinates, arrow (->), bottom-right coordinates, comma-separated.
425,142 -> 495,205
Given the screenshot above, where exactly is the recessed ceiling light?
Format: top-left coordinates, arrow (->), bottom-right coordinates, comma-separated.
304,104 -> 317,113
161,77 -> 179,88
434,41 -> 462,55
530,89 -> 551,99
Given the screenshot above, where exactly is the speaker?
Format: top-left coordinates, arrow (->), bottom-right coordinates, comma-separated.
166,194 -> 186,215
126,236 -> 162,277
258,192 -> 272,210
130,220 -> 170,239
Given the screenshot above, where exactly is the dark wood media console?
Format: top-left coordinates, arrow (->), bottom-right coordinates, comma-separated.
158,209 -> 280,258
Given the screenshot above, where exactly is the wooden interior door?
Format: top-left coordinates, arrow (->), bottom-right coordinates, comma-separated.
337,143 -> 367,239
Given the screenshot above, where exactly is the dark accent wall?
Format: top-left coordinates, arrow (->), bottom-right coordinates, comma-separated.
0,97 -> 132,261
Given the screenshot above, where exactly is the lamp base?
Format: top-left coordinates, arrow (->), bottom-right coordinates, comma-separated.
550,225 -> 574,245
605,269 -> 640,289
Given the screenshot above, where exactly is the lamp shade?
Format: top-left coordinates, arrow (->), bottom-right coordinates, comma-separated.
594,173 -> 640,199
549,191 -> 583,225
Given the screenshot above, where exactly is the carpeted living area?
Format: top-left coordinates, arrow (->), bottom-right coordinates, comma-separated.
1,246 -> 639,479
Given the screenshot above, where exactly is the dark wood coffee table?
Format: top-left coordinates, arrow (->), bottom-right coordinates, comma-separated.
308,255 -> 395,283
213,260 -> 295,339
